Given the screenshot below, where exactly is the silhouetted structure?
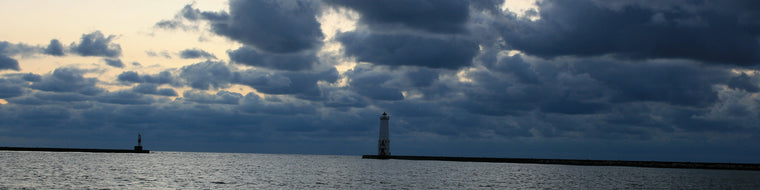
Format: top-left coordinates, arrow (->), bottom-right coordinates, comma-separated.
134,133 -> 144,151
378,112 -> 390,157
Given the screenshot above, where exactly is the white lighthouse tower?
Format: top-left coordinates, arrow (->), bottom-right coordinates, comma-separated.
378,112 -> 390,156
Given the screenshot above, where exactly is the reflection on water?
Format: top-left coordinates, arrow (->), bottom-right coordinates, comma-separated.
1,151 -> 758,189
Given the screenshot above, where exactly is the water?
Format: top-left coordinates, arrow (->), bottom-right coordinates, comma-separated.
1,151 -> 759,189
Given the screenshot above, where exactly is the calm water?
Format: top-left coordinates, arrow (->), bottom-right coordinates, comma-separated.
1,151 -> 759,189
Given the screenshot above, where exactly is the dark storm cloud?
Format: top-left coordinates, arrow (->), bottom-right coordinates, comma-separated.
103,58 -> 124,68
29,67 -> 103,95
727,73 -> 760,93
44,39 -> 64,56
179,48 -> 217,59
95,91 -> 154,105
0,55 -> 20,71
497,0 -> 760,65
344,65 -> 404,101
183,90 -> 242,105
0,78 -> 26,98
325,0 -> 470,33
576,60 -> 730,107
179,0 -> 323,53
179,60 -> 234,90
70,31 -> 122,57
233,67 -> 339,99
228,46 -> 315,71
336,32 -> 479,69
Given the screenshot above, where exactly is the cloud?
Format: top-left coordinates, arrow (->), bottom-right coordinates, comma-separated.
70,31 -> 122,57
0,55 -> 20,71
325,0 -> 470,33
728,73 -> 760,93
336,32 -> 479,69
117,71 -> 176,85
179,60 -> 234,90
171,1 -> 323,53
182,90 -> 241,104
29,67 -> 103,95
132,83 -> 177,96
103,58 -> 124,68
233,66 -> 339,99
0,78 -> 26,98
497,0 -> 760,65
95,91 -> 154,105
179,48 -> 217,59
146,50 -> 172,59
0,41 -> 40,57
228,46 -> 316,71
44,39 -> 64,56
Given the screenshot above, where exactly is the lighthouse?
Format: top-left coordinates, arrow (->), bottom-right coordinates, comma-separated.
378,112 -> 390,156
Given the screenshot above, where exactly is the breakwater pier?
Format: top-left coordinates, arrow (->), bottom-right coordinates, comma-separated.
362,155 -> 760,171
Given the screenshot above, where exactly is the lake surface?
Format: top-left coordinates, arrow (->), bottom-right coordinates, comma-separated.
1,151 -> 759,189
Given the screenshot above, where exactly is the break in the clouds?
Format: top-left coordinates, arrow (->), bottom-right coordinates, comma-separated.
70,31 -> 122,58
2,0 -> 760,162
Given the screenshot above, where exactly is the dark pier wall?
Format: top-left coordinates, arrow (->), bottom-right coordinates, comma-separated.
362,155 -> 760,171
1,147 -> 149,153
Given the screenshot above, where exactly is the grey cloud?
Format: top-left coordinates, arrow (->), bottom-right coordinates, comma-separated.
325,0 -> 470,33
173,1 -> 323,53
233,67 -> 339,99
0,78 -> 26,98
497,0 -> 760,65
0,55 -> 20,71
117,71 -> 176,85
96,91 -> 154,105
183,90 -> 242,104
179,48 -> 217,59
146,50 -> 172,59
70,31 -> 121,57
727,73 -> 760,93
29,67 -> 103,95
345,65 -> 404,101
132,83 -> 177,96
44,39 -> 64,56
179,60 -> 234,90
104,58 -> 124,68
228,46 -> 315,71
0,41 -> 40,57
337,32 -> 479,69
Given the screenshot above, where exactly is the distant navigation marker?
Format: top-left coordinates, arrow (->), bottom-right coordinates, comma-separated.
378,112 -> 390,157
134,133 -> 143,152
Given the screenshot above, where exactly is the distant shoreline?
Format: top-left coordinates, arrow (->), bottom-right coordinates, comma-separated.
0,146 -> 150,154
362,155 -> 760,171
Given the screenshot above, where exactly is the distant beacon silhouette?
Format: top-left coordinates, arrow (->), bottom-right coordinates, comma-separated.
378,112 -> 390,156
134,133 -> 143,151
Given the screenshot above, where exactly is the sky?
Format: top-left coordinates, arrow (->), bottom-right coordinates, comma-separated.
1,0 -> 759,163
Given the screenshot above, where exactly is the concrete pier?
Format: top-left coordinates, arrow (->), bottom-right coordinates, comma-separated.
362,155 -> 760,171
1,146 -> 150,153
